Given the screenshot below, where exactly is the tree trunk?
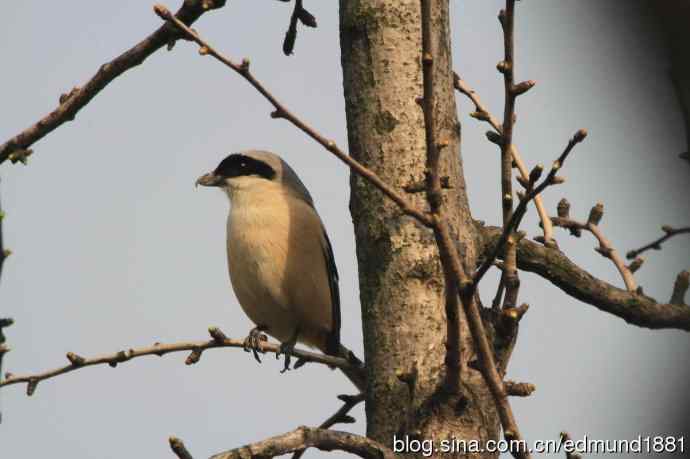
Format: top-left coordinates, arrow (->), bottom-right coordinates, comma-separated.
339,1 -> 500,457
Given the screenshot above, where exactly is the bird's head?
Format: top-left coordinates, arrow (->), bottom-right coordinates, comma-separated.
196,150 -> 314,205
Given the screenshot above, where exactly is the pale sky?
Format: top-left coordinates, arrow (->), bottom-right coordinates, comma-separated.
1,1 -> 689,458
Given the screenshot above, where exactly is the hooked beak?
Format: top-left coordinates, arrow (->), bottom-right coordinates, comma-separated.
195,172 -> 223,188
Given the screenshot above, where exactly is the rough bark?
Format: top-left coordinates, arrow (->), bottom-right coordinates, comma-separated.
339,1 -> 499,456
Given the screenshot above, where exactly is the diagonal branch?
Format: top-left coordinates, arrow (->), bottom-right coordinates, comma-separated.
420,2 -> 528,458
551,204 -> 637,292
0,0 -> 228,166
453,73 -> 555,247
474,129 -> 587,288
0,327 -> 360,396
479,225 -> 690,331
626,225 -> 690,260
153,4 -> 433,227
210,426 -> 394,459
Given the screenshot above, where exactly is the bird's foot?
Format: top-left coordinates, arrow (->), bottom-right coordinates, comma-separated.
276,340 -> 297,373
243,326 -> 267,363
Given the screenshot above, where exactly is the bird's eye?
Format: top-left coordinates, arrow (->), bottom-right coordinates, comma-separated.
240,162 -> 247,168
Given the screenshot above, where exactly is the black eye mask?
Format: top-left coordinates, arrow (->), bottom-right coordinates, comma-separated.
214,154 -> 276,181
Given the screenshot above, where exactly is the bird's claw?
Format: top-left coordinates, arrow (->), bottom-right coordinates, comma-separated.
243,326 -> 267,363
276,341 -> 296,373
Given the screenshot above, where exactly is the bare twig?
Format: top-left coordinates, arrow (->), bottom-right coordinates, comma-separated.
551,202 -> 637,292
169,437 -> 195,459
210,427 -> 395,459
494,2 -> 535,371
153,4 -> 433,227
453,73 -> 555,247
419,0 -> 464,394
291,394 -> 365,459
0,327 -> 360,396
474,129 -> 587,287
480,225 -> 690,331
0,0 -> 228,166
420,2 -> 528,458
626,226 -> 690,260
0,186 -> 11,424
498,1 -> 518,226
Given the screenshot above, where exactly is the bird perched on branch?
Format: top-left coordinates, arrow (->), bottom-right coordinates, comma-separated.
196,150 -> 364,390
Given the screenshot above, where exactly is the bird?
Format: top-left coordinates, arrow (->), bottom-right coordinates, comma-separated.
196,150 -> 364,390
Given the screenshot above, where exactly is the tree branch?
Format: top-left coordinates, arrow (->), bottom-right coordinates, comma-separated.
479,225 -> 690,331
0,327 -> 360,396
420,2 -> 529,458
419,0 -> 464,394
153,4 -> 433,227
0,0 -> 228,166
498,1 -> 517,226
453,73 -> 555,247
0,185 -> 12,424
291,394 -> 365,459
626,225 -> 690,260
169,437 -> 195,459
210,427 -> 395,459
550,201 -> 637,292
474,129 -> 586,288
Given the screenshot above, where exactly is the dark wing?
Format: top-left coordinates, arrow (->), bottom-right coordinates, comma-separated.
321,227 -> 341,356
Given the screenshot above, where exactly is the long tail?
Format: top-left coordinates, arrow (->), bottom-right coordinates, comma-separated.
333,343 -> 366,392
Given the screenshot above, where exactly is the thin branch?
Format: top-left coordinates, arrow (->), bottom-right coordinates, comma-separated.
551,202 -> 637,292
626,226 -> 690,260
474,129 -> 587,288
498,1 -> 518,227
0,186 -> 11,424
419,0 -> 463,394
169,437 -> 195,459
480,225 -> 690,331
420,3 -> 528,458
0,327 -> 359,396
210,427 -> 395,459
0,0 -> 228,166
153,4 -> 433,227
453,73 -> 555,247
291,394 -> 365,459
